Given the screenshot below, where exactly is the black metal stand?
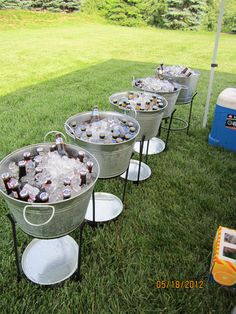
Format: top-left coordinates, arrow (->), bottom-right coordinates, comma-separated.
136,135 -> 146,186
88,159 -> 131,227
161,93 -> 198,145
7,213 -> 22,282
6,213 -> 85,284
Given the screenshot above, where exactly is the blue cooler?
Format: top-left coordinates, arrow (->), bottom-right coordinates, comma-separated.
209,88 -> 236,152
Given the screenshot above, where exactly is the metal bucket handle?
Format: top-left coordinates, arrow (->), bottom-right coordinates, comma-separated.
23,204 -> 55,227
64,122 -> 76,139
180,84 -> 188,91
44,130 -> 67,143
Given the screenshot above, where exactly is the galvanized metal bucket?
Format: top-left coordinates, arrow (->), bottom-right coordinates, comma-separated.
0,137 -> 100,239
109,91 -> 168,141
162,71 -> 200,103
64,111 -> 140,179
132,77 -> 186,118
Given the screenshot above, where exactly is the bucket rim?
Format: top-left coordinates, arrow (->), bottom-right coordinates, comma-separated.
132,77 -> 184,94
0,142 -> 100,206
64,111 -> 141,147
109,90 -> 168,114
161,69 -> 201,79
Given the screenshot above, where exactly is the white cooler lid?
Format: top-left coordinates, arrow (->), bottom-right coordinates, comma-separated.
217,88 -> 236,109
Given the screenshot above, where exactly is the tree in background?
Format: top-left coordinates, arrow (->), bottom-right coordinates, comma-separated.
0,0 -> 81,12
163,0 -> 206,30
0,0 -> 19,9
142,0 -> 167,27
95,0 -> 145,27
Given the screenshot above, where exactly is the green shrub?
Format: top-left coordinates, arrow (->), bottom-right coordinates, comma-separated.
0,0 -> 81,12
163,0 -> 206,30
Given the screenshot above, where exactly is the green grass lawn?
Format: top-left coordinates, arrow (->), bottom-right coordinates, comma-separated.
0,10 -> 236,314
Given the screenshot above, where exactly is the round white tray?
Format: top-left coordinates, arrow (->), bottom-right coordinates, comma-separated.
22,236 -> 78,285
85,192 -> 123,223
120,159 -> 151,181
134,137 -> 165,155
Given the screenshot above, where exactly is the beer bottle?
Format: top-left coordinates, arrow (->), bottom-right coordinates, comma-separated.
50,144 -> 57,152
181,67 -> 188,74
86,161 -> 93,173
71,120 -> 77,128
78,151 -> 85,163
128,92 -> 135,100
37,191 -> 49,203
18,160 -> 26,180
63,177 -> 71,186
1,172 -> 12,195
55,134 -> 68,157
23,152 -> 31,161
91,106 -> 99,122
80,171 -> 87,186
9,178 -> 21,199
19,190 -> 29,202
36,147 -> 44,156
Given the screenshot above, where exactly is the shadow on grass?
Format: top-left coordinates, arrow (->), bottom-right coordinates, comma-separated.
0,59 -> 235,312
0,58 -> 235,156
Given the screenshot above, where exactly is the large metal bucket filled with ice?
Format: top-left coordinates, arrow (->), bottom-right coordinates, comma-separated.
0,140 -> 99,238
156,65 -> 200,103
109,91 -> 168,141
64,111 -> 140,179
132,77 -> 185,118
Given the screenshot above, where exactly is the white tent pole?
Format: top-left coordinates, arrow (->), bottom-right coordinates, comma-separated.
202,0 -> 225,128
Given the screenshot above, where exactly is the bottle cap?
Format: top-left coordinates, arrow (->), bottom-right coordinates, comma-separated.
78,151 -> 85,162
125,134 -> 132,140
63,188 -> 71,200
39,192 -> 49,202
20,190 -> 29,200
18,160 -> 26,167
63,177 -> 71,186
99,133 -> 105,139
9,178 -> 19,190
1,172 -> 11,181
36,147 -> 44,154
116,138 -> 123,143
44,176 -> 52,185
34,155 -> 42,165
35,167 -> 43,174
112,132 -> 119,139
23,152 -> 31,160
87,161 -> 93,173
